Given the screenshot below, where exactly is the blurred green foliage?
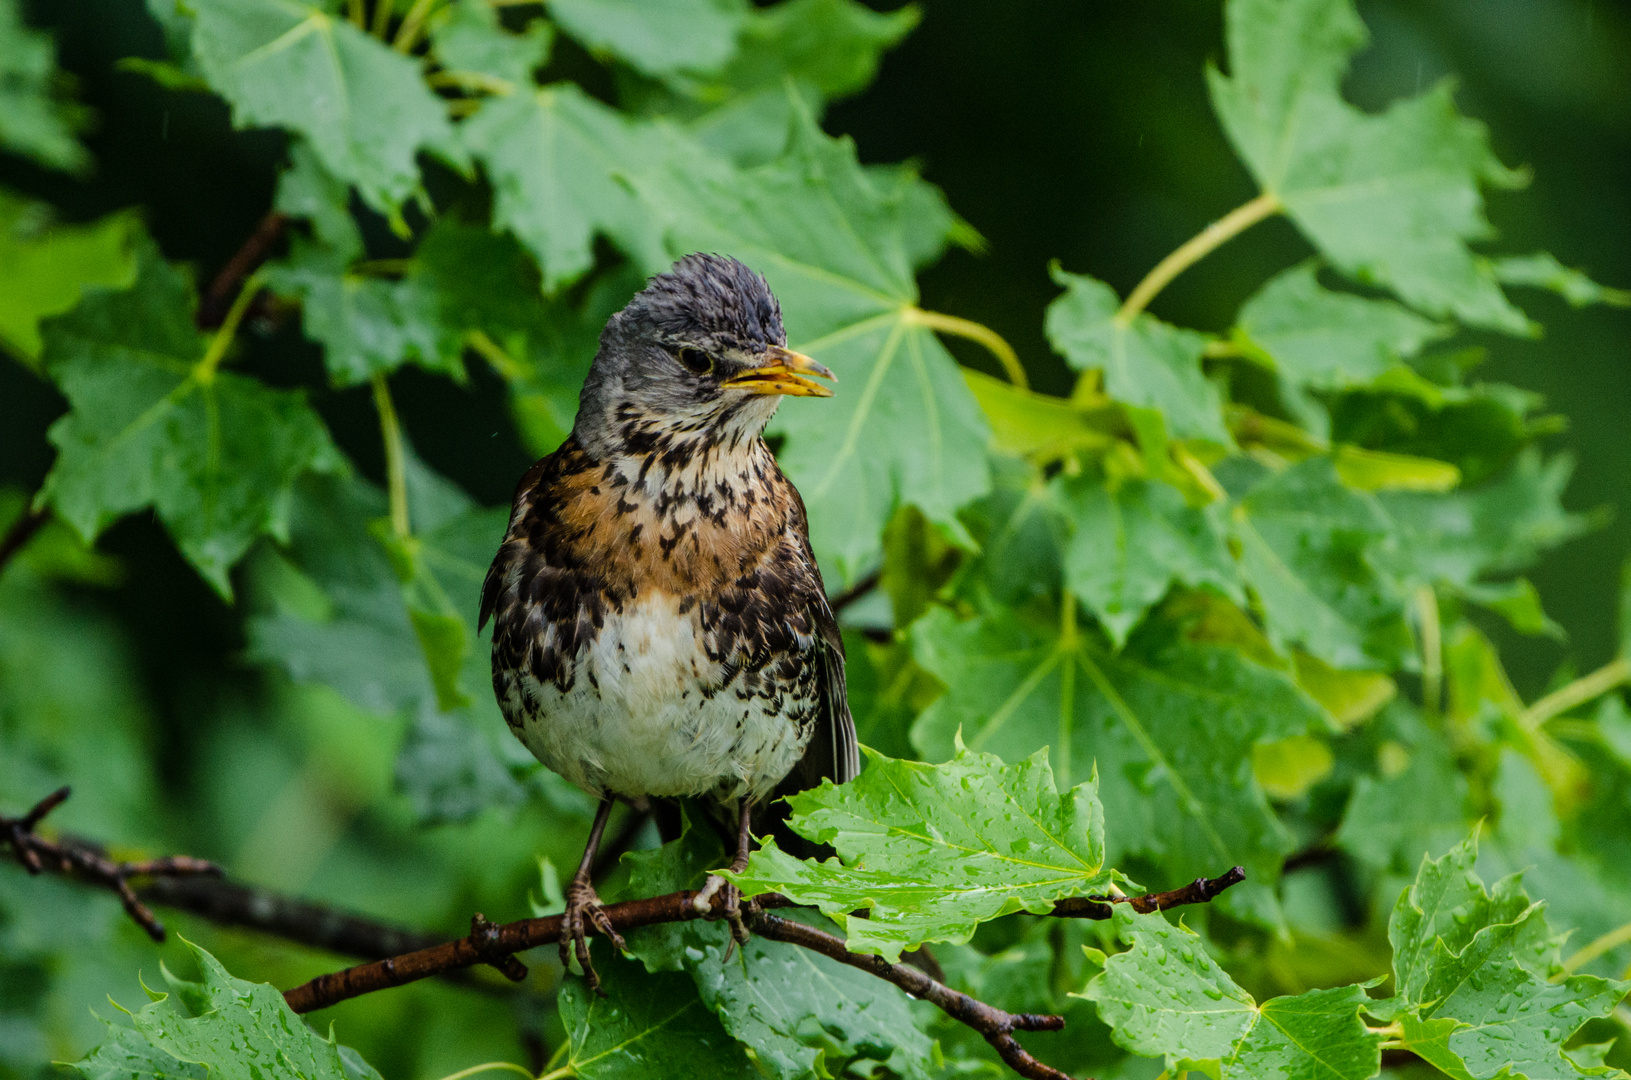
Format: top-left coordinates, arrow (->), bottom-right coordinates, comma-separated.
3,0 -> 1631,1079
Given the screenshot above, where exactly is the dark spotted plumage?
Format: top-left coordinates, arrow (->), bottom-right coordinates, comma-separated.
480,257 -> 855,972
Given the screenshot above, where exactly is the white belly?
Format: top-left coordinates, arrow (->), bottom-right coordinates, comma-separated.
505,592 -> 812,801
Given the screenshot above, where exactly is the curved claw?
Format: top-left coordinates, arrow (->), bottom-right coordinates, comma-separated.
560,877 -> 618,994
697,873 -> 753,956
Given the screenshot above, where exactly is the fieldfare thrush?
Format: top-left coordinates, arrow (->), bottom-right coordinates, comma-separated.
481,253 -> 859,990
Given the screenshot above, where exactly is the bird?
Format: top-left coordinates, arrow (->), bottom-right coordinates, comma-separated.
479,253 -> 859,991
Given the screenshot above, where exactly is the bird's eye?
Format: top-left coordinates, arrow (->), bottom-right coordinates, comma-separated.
676,346 -> 713,375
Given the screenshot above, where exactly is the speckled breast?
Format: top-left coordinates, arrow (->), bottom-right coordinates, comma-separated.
482,436 -> 830,802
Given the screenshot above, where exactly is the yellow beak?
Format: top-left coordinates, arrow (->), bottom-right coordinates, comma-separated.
719,345 -> 836,398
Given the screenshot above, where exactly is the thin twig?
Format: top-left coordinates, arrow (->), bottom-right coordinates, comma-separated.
1050,866 -> 1246,918
280,866 -> 1247,1017
750,911 -> 1070,1080
829,569 -> 881,616
0,505 -> 48,578
198,212 -> 289,329
137,874 -> 448,959
1,788 -> 221,942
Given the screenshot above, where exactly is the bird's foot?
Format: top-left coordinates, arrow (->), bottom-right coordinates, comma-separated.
560,876 -> 625,995
695,874 -> 753,950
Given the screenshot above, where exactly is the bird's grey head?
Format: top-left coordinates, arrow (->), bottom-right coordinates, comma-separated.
573,254 -> 834,462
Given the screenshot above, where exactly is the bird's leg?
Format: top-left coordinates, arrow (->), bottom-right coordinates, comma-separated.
561,795 -> 626,995
694,799 -> 755,947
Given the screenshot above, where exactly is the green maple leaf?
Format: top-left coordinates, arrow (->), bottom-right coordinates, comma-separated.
461,83 -> 672,290
268,220 -> 555,388
0,194 -> 139,364
0,0 -> 90,174
1383,836 -> 1630,1080
272,140 -> 364,259
428,0 -> 551,87
1335,703 -> 1473,874
266,139 -> 568,388
910,602 -> 1320,924
1235,262 -> 1447,391
243,467 -> 568,822
1054,473 -> 1241,648
1231,457 -> 1412,670
1377,449 -> 1590,590
72,942 -> 378,1080
956,455 -> 1071,607
729,743 -> 1111,962
1479,750 -> 1631,979
469,88 -> 990,578
73,1022 -> 209,1080
1493,254 -> 1631,310
188,0 -> 464,213
1208,0 -> 1531,334
266,239 -> 462,386
38,239 -> 339,597
558,947 -> 754,1080
620,815 -> 936,1080
1045,268 -> 1229,444
713,0 -> 917,103
549,0 -> 748,82
1080,906 -> 1384,1080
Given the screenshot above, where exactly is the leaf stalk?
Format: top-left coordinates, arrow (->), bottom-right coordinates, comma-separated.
1521,656 -> 1631,731
1116,191 -> 1282,324
195,271 -> 264,382
371,374 -> 412,539
906,307 -> 1028,389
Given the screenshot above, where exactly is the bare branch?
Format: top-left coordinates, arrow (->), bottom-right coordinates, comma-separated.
750,910 -> 1070,1080
1,787 -> 222,942
197,211 -> 289,329
136,874 -> 448,959
4,784 -> 1245,1080
1051,866 -> 1247,918
280,867 -> 1247,1079
828,569 -> 881,615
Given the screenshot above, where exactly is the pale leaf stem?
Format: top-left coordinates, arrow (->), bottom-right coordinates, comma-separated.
905,307 -> 1028,390
1416,585 -> 1443,720
431,1063 -> 535,1080
1116,191 -> 1282,324
1563,918 -> 1631,974
371,374 -> 411,539
393,0 -> 442,52
195,271 -> 264,382
370,0 -> 394,38
466,329 -> 529,381
1521,656 -> 1631,731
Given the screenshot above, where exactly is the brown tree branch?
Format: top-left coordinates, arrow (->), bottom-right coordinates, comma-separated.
197,211 -> 289,328
136,874 -> 448,960
1,787 -> 222,942
1052,866 -> 1247,918
828,569 -> 881,615
280,868 -> 1247,1080
750,910 -> 1069,1080
5,784 -> 1244,1080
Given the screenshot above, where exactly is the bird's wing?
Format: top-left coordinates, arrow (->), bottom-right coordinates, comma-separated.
776,485 -> 859,794
778,594 -> 859,792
